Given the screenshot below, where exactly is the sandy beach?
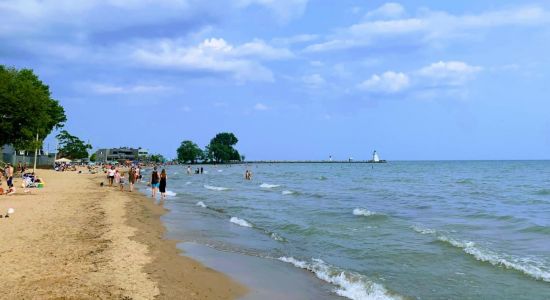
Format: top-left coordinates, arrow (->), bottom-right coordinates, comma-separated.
0,169 -> 246,299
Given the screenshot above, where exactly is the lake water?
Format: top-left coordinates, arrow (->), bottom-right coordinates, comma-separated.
141,161 -> 550,299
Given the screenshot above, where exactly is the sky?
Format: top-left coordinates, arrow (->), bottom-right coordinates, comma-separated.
1,0 -> 550,160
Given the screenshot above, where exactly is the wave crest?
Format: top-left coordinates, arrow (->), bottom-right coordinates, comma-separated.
204,185 -> 230,191
260,183 -> 280,189
413,226 -> 550,282
353,208 -> 385,217
230,217 -> 253,228
196,201 -> 207,208
278,257 -> 401,300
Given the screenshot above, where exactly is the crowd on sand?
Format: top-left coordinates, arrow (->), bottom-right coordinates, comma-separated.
0,163 -> 45,196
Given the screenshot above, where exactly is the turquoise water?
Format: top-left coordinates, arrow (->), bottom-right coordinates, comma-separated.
143,161 -> 550,299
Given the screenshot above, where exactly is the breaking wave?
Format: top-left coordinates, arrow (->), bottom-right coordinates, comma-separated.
278,257 -> 402,300
413,226 -> 550,282
196,201 -> 207,208
204,185 -> 230,191
282,190 -> 296,195
353,208 -> 385,218
230,217 -> 253,228
260,183 -> 280,189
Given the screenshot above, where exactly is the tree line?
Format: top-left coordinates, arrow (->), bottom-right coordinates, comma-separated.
177,132 -> 244,164
1,65 -> 93,160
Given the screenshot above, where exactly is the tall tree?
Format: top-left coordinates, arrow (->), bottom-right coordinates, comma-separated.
177,140 -> 203,163
56,130 -> 92,159
0,66 -> 66,149
207,132 -> 241,163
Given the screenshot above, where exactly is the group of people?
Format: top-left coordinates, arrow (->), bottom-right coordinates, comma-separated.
187,165 -> 204,175
150,167 -> 168,201
106,165 -> 142,192
104,164 -> 169,201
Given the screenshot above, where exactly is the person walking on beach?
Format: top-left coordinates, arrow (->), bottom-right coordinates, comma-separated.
114,169 -> 121,186
128,167 -> 136,192
119,172 -> 126,191
187,165 -> 191,175
107,166 -> 116,187
159,169 -> 167,201
151,166 -> 160,199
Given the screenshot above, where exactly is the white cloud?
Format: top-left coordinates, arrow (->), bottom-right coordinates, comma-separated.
272,34 -> 319,45
132,38 -> 293,82
364,3 -> 405,20
417,61 -> 482,85
358,61 -> 482,96
254,103 -> 270,110
91,83 -> 169,94
302,74 -> 326,88
237,0 -> 309,21
305,5 -> 550,52
358,71 -> 410,93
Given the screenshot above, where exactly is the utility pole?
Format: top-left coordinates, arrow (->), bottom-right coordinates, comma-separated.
33,132 -> 39,173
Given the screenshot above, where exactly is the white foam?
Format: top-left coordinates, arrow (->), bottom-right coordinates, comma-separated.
185,181 -> 192,185
411,225 -> 550,282
282,190 -> 295,195
204,185 -> 230,191
270,232 -> 286,242
196,201 -> 207,208
278,257 -> 401,300
437,235 -> 550,282
260,183 -> 280,189
353,208 -> 383,217
218,169 -> 223,172
411,225 -> 436,235
165,190 -> 177,197
230,217 -> 253,228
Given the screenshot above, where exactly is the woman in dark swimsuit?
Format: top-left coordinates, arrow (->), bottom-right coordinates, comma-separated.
159,169 -> 167,201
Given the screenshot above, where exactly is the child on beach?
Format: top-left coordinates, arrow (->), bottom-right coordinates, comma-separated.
119,172 -> 126,191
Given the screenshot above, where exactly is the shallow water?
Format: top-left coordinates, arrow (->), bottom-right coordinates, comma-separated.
142,161 -> 550,299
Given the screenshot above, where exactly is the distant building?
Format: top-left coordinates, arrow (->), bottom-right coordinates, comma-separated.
138,148 -> 149,158
94,147 -> 139,163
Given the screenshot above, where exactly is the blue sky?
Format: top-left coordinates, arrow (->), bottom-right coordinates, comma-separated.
1,0 -> 549,160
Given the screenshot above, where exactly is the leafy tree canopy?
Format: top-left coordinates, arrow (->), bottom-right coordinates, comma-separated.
177,140 -> 202,163
90,153 -> 97,162
0,65 -> 66,149
207,132 -> 241,163
150,154 -> 165,163
56,130 -> 92,159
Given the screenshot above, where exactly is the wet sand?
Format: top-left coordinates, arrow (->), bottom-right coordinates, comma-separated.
0,169 -> 246,299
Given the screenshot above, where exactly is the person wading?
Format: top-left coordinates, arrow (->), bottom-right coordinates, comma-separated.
151,167 -> 160,199
159,169 -> 167,201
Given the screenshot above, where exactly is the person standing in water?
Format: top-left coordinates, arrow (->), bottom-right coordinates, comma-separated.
159,169 -> 167,201
128,167 -> 136,192
151,166 -> 160,199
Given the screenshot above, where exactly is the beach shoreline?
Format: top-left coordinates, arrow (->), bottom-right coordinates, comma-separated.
0,169 -> 246,299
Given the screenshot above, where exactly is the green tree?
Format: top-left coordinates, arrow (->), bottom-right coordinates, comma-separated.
90,153 -> 97,162
0,66 -> 66,149
207,132 -> 241,163
177,140 -> 203,163
149,154 -> 165,163
56,130 -> 92,159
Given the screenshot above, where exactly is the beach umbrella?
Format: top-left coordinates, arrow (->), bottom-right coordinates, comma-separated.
55,158 -> 72,163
